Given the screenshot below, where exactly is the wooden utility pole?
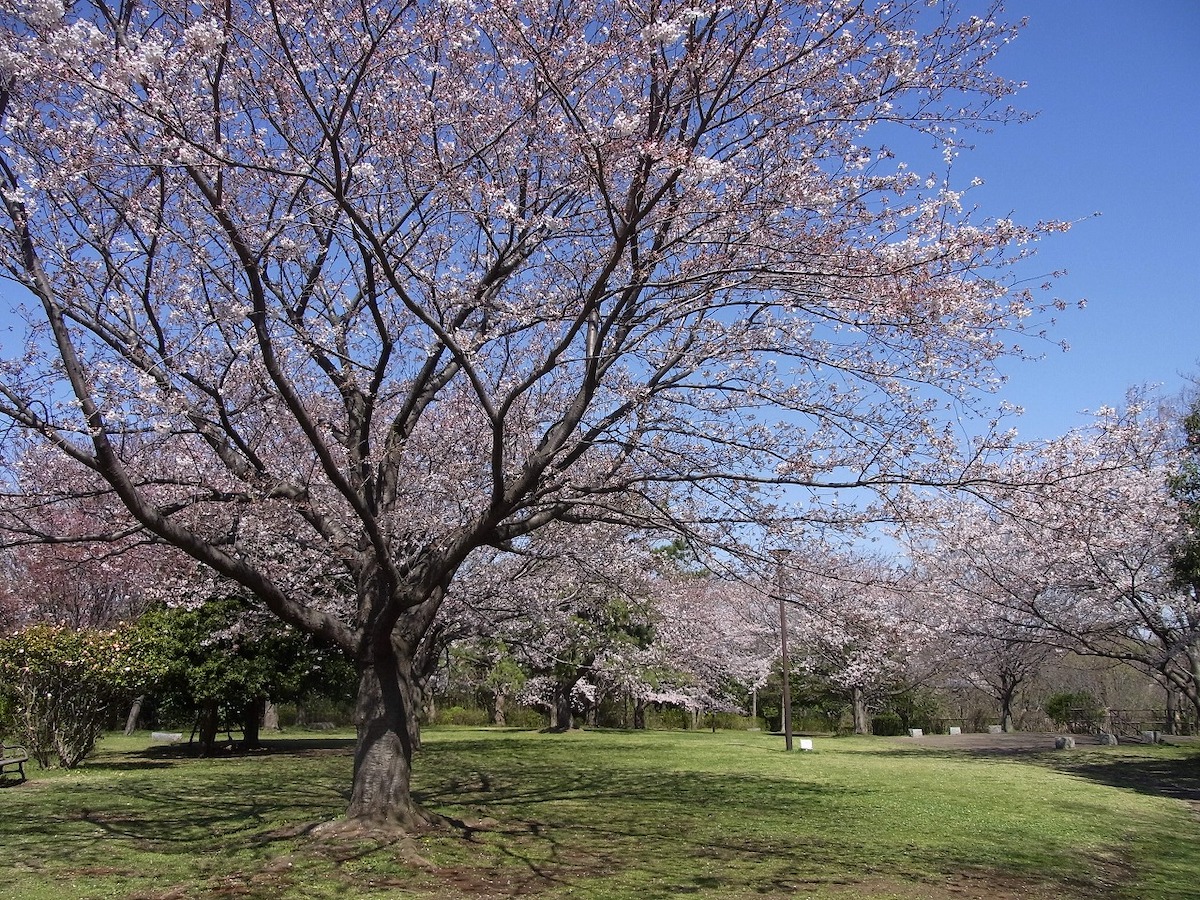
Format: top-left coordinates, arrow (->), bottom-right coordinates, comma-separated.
774,548 -> 792,752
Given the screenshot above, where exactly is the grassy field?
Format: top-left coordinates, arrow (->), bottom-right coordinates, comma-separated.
1,727 -> 1198,900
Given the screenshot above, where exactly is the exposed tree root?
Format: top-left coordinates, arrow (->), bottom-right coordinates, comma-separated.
304,806 -> 510,868
307,818 -> 429,866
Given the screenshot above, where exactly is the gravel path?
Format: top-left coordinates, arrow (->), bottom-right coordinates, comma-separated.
888,730 -> 1109,752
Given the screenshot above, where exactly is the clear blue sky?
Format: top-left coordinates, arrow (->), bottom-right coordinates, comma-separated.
966,0 -> 1200,438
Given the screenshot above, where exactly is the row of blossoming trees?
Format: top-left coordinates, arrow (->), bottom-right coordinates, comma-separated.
462,395 -> 1200,740
9,388 -> 1196,765
1,0 -> 1196,828
912,395 -> 1200,734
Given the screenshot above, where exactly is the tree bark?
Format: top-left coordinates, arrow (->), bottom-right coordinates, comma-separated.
242,697 -> 264,749
492,686 -> 508,726
195,700 -> 219,756
1000,682 -> 1017,733
400,668 -> 425,752
346,644 -> 433,827
263,699 -> 280,732
852,685 -> 869,735
551,683 -> 574,732
123,695 -> 144,736
633,697 -> 646,730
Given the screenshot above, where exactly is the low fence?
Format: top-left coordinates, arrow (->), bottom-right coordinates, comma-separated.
1103,708 -> 1196,737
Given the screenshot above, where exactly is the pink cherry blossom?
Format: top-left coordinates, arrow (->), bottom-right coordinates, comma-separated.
1,0 -> 1065,824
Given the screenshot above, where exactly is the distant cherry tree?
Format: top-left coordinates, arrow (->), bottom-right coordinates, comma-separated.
781,553 -> 945,733
1,0 -> 1066,826
445,520 -> 657,730
914,396 -> 1200,726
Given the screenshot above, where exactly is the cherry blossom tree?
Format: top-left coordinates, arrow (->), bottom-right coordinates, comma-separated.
0,448 -> 175,627
0,569 -> 17,630
782,553 -> 944,733
914,396 -> 1200,727
0,514 -> 160,630
940,615 -> 1051,732
444,520 -> 658,730
605,569 -> 774,727
1164,391 -> 1200,728
1,0 -> 1068,826
450,534 -> 776,730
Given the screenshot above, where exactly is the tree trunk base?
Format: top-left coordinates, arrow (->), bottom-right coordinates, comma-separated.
309,817 -> 437,865
312,808 -> 445,839
308,809 -> 503,862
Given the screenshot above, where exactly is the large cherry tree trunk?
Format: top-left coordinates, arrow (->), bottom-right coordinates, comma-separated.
549,677 -> 581,732
195,700 -> 219,756
1184,649 -> 1200,726
242,697 -> 264,749
347,636 -> 434,828
491,685 -> 509,726
852,685 -> 869,735
998,679 -> 1018,733
633,697 -> 647,730
123,696 -> 144,736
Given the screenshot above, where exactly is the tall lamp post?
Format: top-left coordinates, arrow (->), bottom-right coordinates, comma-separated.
773,548 -> 792,752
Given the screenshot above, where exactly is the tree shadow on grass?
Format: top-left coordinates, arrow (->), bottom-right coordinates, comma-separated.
1047,753 -> 1200,807
853,735 -> 1200,808
141,736 -> 359,756
412,750 -> 874,895
408,737 -> 1121,899
5,732 -> 1173,899
3,735 -> 869,898
74,737 -> 357,778
0,744 -> 354,888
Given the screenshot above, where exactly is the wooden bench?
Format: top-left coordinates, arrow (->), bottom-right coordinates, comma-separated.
1,742 -> 29,783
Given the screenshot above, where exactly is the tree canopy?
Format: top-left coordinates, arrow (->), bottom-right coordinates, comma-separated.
1,0 -> 1068,826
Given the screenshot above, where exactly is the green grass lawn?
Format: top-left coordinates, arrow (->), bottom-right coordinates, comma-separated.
1,728 -> 1197,899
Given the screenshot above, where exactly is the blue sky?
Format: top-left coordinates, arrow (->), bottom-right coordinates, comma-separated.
963,0 -> 1200,438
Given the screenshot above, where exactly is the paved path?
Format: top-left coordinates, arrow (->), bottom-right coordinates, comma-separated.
890,730 -> 1198,753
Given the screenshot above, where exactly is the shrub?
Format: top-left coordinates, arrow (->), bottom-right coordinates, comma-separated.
1045,692 -> 1102,733
647,706 -> 690,730
503,706 -> 549,729
0,624 -> 163,767
437,705 -> 491,726
966,708 -> 990,733
793,712 -> 842,734
0,686 -> 14,736
888,688 -> 942,734
295,697 -> 355,727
